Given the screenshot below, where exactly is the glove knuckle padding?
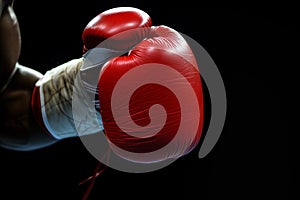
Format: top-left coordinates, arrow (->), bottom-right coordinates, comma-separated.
98,25 -> 204,163
82,7 -> 152,52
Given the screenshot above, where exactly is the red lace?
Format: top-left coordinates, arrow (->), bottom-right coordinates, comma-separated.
79,150 -> 110,200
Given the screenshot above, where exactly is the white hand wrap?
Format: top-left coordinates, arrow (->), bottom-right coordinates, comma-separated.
34,58 -> 103,139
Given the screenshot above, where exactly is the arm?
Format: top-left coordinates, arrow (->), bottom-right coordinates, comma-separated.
0,1 -> 57,150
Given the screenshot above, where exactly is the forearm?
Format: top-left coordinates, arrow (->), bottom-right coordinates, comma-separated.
0,64 -> 57,151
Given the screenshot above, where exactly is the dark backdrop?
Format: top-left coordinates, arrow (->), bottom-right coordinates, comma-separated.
1,1 -> 295,199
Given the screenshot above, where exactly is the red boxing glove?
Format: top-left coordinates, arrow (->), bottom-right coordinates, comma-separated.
98,25 -> 204,163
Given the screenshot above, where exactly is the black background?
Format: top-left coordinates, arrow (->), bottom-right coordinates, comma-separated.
1,1 -> 296,199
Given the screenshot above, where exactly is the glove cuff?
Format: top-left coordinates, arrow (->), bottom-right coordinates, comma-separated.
32,58 -> 104,139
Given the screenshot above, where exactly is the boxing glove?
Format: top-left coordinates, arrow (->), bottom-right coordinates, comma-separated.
98,25 -> 204,163
31,7 -> 152,140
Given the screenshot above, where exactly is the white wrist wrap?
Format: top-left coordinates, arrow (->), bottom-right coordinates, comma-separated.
36,58 -> 103,139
